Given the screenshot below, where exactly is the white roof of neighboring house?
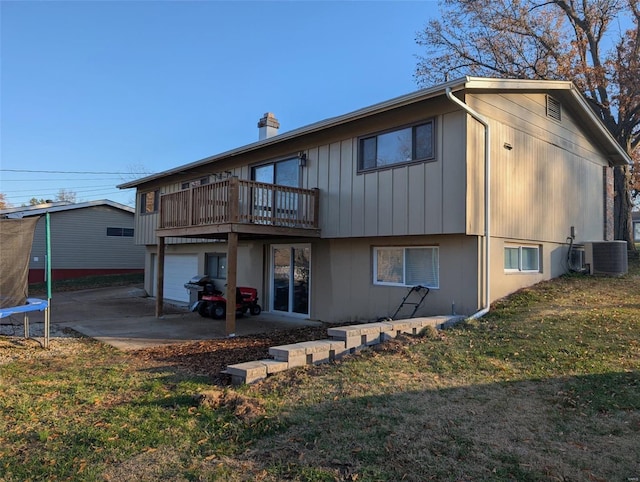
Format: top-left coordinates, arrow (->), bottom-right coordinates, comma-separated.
118,76 -> 632,190
0,199 -> 135,219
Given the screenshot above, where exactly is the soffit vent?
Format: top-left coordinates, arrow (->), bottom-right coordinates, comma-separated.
546,95 -> 562,121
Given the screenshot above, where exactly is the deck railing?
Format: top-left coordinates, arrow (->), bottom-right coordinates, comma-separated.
159,177 -> 319,230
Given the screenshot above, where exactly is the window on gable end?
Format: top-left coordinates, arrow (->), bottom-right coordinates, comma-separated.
140,190 -> 159,214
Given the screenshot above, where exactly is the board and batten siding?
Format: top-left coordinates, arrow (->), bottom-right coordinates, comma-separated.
300,110 -> 467,238
133,106 -> 469,243
29,206 -> 144,270
466,92 -> 609,244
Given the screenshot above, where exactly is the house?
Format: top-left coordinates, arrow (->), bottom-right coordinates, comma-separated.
118,77 -> 631,334
634,212 -> 640,242
0,200 -> 145,283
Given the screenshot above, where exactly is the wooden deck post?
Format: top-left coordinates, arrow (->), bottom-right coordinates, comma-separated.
229,176 -> 239,223
156,236 -> 165,318
225,231 -> 238,336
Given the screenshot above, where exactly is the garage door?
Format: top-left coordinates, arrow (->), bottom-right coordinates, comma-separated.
162,254 -> 199,303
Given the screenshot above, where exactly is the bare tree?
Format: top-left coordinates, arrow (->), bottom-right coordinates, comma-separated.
416,0 -> 639,248
0,193 -> 9,210
55,188 -> 77,203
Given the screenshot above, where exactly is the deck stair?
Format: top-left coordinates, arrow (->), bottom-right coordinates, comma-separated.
223,315 -> 465,385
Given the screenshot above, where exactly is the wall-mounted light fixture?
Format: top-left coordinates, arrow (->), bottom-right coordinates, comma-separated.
298,152 -> 307,167
503,142 -> 513,150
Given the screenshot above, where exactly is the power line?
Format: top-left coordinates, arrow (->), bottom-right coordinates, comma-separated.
0,169 -> 151,175
2,185 -> 123,194
2,178 -> 125,182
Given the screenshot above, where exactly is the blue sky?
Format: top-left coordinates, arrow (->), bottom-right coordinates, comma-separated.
1,1 -> 437,207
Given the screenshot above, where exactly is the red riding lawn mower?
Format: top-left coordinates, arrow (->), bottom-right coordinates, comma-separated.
185,276 -> 261,319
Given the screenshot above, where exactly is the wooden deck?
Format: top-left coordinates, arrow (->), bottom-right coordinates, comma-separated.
157,177 -> 320,238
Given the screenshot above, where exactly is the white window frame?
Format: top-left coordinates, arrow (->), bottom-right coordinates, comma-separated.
373,246 -> 439,288
504,244 -> 540,273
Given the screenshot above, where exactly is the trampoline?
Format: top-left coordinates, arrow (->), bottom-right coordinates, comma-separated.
0,213 -> 52,347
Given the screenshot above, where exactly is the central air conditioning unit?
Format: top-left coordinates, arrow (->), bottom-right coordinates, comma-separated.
584,241 -> 628,276
569,245 -> 586,271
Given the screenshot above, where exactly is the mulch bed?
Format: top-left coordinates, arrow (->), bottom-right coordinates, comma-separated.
130,325 -> 332,385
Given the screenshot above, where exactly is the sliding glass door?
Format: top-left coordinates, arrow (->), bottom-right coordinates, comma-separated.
253,158 -> 299,225
271,244 -> 310,316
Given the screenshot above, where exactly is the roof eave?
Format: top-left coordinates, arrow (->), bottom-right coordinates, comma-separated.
117,77 -> 471,189
117,76 -> 631,190
0,200 -> 134,217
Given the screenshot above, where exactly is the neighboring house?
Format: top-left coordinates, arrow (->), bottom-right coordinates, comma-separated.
0,200 -> 145,283
118,77 -> 631,333
634,212 -> 640,242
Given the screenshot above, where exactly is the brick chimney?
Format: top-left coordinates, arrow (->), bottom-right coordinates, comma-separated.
258,112 -> 280,140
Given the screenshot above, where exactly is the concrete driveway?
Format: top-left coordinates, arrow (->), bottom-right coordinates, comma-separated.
34,285 -> 322,350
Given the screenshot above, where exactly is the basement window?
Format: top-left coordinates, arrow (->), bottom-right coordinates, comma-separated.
504,244 -> 540,273
373,246 -> 439,288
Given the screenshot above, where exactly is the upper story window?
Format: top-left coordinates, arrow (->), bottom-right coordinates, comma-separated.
181,176 -> 210,190
359,120 -> 435,172
140,190 -> 159,214
252,157 -> 299,187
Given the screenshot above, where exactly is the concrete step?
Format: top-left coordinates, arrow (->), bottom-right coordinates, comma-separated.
223,358 -> 289,385
269,339 -> 349,366
226,315 -> 467,384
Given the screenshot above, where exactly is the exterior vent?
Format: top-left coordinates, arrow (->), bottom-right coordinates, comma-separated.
546,96 -> 561,121
584,241 -> 628,276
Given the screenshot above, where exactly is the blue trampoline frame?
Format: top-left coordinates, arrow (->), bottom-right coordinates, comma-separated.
1,212 -> 52,347
0,298 -> 49,319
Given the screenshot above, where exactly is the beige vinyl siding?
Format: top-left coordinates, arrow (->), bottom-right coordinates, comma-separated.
29,206 -> 144,270
465,116 -> 486,236
466,92 -> 608,244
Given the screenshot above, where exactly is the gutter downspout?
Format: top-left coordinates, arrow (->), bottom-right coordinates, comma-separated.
445,87 -> 491,319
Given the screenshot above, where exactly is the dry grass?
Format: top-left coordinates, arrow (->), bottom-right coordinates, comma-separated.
1,259 -> 639,481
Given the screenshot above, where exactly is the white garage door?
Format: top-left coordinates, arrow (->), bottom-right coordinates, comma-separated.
163,254 -> 199,303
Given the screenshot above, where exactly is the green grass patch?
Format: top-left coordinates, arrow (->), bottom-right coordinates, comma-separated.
2,258 -> 639,481
28,272 -> 143,295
